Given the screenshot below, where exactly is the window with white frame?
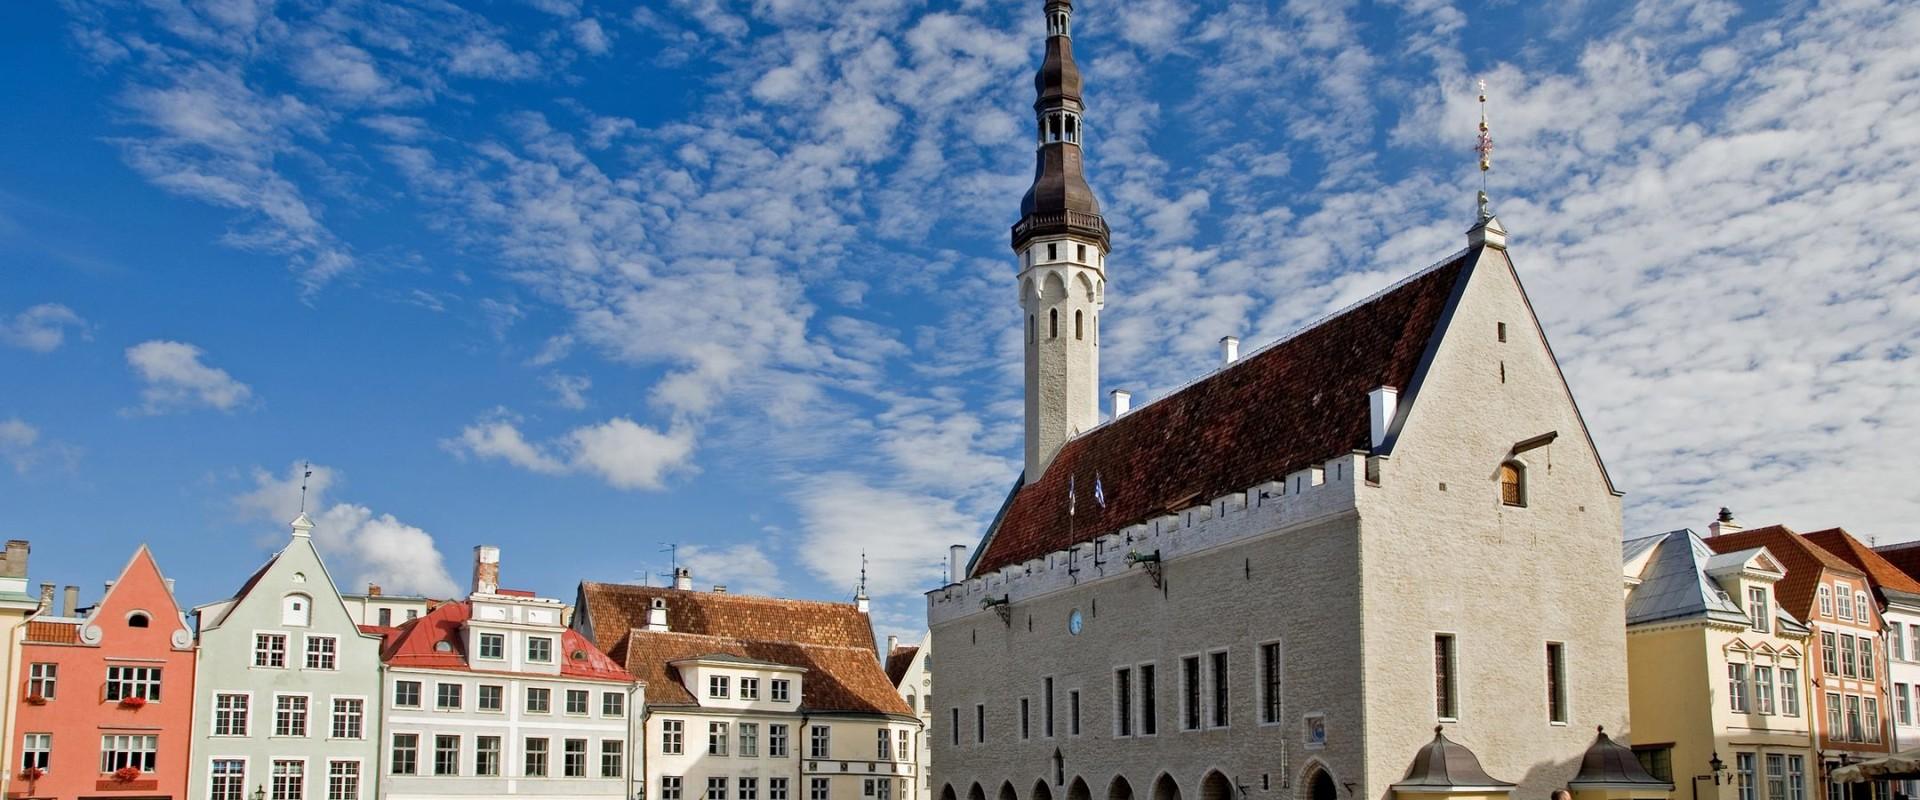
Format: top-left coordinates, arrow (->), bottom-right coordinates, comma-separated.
563,738 -> 587,777
331,698 -> 363,739
710,675 -> 731,699
1866,696 -> 1883,743
1847,695 -> 1864,741
771,679 -> 792,702
1823,632 -> 1839,674
1728,663 -> 1750,712
1735,753 -> 1755,800
1857,593 -> 1872,622
661,777 -> 683,800
100,734 -> 158,772
1842,634 -> 1858,677
527,637 -> 552,663
305,637 -> 337,670
211,759 -> 245,800
1754,666 -> 1775,715
810,778 -> 830,800
275,695 -> 309,737
524,738 -> 549,777
441,737 -> 468,776
1782,668 -> 1801,716
1862,637 -> 1877,681
1788,756 -> 1806,800
741,677 -> 760,700
895,730 -> 908,762
876,729 -> 891,759
1894,623 -> 1907,661
708,777 -> 729,800
1898,684 -> 1912,726
526,687 -> 551,713
436,683 -> 462,711
1827,692 -> 1844,738
741,779 -> 760,800
476,737 -> 501,777
600,740 -> 623,778
1767,755 -> 1787,800
770,778 -> 790,800
27,663 -> 55,699
740,723 -> 759,757
327,761 -> 358,800
272,759 -> 304,800
1749,588 -> 1771,632
769,724 -> 789,757
215,693 -> 250,736
394,681 -> 421,708
1819,586 -> 1833,617
811,725 -> 831,758
22,733 -> 50,771
478,685 -> 502,712
566,689 -> 589,715
391,734 -> 418,775
661,719 -> 684,754
105,666 -> 162,701
709,722 -> 730,756
603,691 -> 625,717
478,633 -> 504,660
1838,584 -> 1855,620
257,633 -> 288,668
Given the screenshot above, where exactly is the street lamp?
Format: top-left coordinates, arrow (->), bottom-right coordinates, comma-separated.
1694,752 -> 1731,800
253,785 -> 267,800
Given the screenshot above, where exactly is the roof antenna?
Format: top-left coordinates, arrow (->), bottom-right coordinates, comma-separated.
659,543 -> 677,573
1474,78 -> 1495,223
299,461 -> 313,514
858,551 -> 869,597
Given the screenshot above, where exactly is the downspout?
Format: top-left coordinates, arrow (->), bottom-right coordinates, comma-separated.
1,598 -> 49,800
374,663 -> 388,800
797,712 -> 812,800
629,683 -> 644,800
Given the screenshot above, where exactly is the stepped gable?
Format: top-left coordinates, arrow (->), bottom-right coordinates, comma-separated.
1705,525 -> 1866,618
973,250 -> 1475,576
577,582 -> 910,716
381,599 -> 632,682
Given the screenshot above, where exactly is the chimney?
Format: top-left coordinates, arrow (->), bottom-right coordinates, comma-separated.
948,545 -> 968,585
367,583 -> 382,597
165,578 -> 176,596
1220,336 -> 1240,366
672,567 -> 693,591
37,583 -> 53,612
856,592 -> 870,614
647,597 -> 669,632
886,634 -> 899,655
62,585 -> 78,617
1709,508 -> 1743,539
472,545 -> 501,596
0,540 -> 27,579
1110,389 -> 1131,419
712,585 -> 728,594
1368,386 -> 1400,450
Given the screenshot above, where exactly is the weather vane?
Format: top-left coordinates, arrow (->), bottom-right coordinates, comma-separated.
1475,78 -> 1495,222
299,461 -> 313,513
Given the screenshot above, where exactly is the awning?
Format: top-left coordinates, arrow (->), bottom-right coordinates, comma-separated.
1830,751 -> 1920,783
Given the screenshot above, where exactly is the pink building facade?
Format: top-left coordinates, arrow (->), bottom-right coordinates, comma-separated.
12,547 -> 195,800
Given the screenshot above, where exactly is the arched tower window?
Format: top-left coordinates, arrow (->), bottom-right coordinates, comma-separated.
1049,9 -> 1070,37
1499,462 -> 1526,507
1049,309 -> 1059,339
1075,310 -> 1083,340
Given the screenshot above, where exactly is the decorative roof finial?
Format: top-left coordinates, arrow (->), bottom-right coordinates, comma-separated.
1474,78 -> 1495,223
298,460 -> 313,513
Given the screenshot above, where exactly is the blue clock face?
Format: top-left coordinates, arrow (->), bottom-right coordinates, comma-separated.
1068,610 -> 1084,635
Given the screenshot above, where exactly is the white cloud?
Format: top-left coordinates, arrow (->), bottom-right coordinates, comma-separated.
792,473 -> 981,600
544,373 -> 591,409
124,340 -> 254,415
571,19 -> 610,55
446,412 -> 697,491
679,543 -> 785,596
1,304 -> 88,352
235,462 -> 460,598
0,418 -> 80,474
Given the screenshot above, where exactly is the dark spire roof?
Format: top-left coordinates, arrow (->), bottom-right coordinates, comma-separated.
1570,727 -> 1674,791
1014,0 -> 1107,251
1392,727 -> 1518,794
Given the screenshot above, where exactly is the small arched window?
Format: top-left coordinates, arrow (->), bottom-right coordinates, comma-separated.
1075,310 -> 1083,340
283,593 -> 312,627
127,612 -> 151,628
1499,462 -> 1526,507
1049,309 -> 1058,339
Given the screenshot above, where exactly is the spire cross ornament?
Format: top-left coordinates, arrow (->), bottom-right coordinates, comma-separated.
298,461 -> 313,513
1474,78 -> 1495,222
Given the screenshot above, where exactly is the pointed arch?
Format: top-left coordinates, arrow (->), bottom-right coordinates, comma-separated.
1043,270 -> 1068,301
1067,778 -> 1091,800
1298,762 -> 1337,800
1107,777 -> 1135,800
971,785 -> 987,800
943,787 -> 958,800
1199,773 -> 1233,800
1075,271 -> 1095,302
1035,780 -> 1056,800
1023,276 -> 1038,301
1000,782 -> 1020,800
1151,774 -> 1181,800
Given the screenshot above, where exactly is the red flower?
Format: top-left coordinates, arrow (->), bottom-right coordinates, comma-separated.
21,767 -> 45,782
112,766 -> 142,783
24,693 -> 47,706
118,695 -> 147,709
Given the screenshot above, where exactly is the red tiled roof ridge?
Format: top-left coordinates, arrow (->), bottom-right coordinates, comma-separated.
579,580 -> 870,610
1711,526 -> 1864,576
1803,528 -> 1920,595
384,598 -> 634,683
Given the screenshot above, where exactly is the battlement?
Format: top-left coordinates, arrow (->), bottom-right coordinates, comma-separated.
928,453 -> 1367,625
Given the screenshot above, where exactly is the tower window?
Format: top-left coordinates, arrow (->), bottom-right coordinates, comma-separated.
1049,309 -> 1058,339
1075,311 -> 1083,340
1029,315 -> 1036,344
1048,243 -> 1058,261
1076,244 -> 1086,262
1499,462 -> 1526,507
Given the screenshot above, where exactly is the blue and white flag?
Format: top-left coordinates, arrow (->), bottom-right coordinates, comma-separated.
1093,473 -> 1106,510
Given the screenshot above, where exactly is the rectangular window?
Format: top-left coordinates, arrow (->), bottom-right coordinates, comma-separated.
272,759 -> 304,800
526,687 -> 551,713
1749,588 -> 1771,632
710,675 -> 731,699
950,708 -> 959,746
276,694 -> 310,737
600,740 -> 623,778
1044,677 -> 1056,737
1736,753 -> 1756,800
811,778 -> 830,800
436,683 -> 463,711
1820,587 -> 1834,617
378,608 -> 391,627
1788,756 -> 1806,800
331,698 -> 364,739
1828,692 -> 1844,737
1862,638 -> 1877,681
476,737 -> 501,777
896,730 -> 908,762
566,689 -> 589,715
394,681 -> 421,708
740,723 -> 760,757
603,691 -> 625,717
563,739 -> 587,777
1848,695 -> 1864,741
1020,698 -> 1031,739
256,633 -> 288,668
26,663 -> 55,699
1900,684 -> 1913,726
215,693 -> 250,736
1754,666 -> 1775,715
709,778 -> 729,800
1866,696 -> 1882,743
391,734 -> 418,775
327,761 -> 358,800
101,734 -> 159,772
771,679 -> 792,702
741,778 -> 759,800
305,637 -> 337,670
1547,643 -> 1568,723
710,722 -> 731,756
212,759 -> 246,800
1260,643 -> 1282,725
662,719 -> 684,755
1181,657 -> 1202,730
434,735 -> 460,776
876,729 -> 891,760
524,738 -> 549,778
1209,651 -> 1229,728
478,633 -> 504,660
976,705 -> 985,744
1842,634 -> 1858,677
1115,668 -> 1133,736
527,637 -> 553,663
1633,747 -> 1673,784
770,778 -> 790,800
21,733 -> 50,771
662,777 -> 684,800
1070,690 -> 1082,735
1782,668 -> 1802,716
769,724 -> 789,757
1823,632 -> 1839,675
479,685 -> 503,712
1728,663 -> 1749,713
1435,634 -> 1458,720
105,666 -> 163,701
1140,664 -> 1157,735
1838,585 -> 1855,620
1768,754 -> 1787,800
1895,623 -> 1907,661
741,677 -> 760,700
812,725 -> 832,758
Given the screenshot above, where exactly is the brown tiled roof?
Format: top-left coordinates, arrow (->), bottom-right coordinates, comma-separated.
382,600 -> 633,682
1706,526 -> 1866,618
576,582 -> 908,716
975,252 -> 1473,576
1806,529 -> 1920,597
885,646 -> 919,687
1873,544 -> 1920,590
24,620 -> 79,645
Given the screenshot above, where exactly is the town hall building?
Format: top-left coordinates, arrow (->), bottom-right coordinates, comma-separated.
929,4 -> 1666,800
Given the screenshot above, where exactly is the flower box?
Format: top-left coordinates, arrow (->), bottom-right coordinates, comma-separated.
20,767 -> 44,782
23,694 -> 46,706
117,696 -> 146,709
111,767 -> 142,783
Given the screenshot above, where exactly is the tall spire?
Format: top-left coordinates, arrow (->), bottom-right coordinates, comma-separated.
1013,0 -> 1107,253
1467,78 -> 1507,249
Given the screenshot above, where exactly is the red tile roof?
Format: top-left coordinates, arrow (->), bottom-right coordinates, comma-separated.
24,620 -> 79,645
974,252 -> 1473,575
381,599 -> 634,683
885,646 -> 919,687
1706,525 -> 1866,618
1804,528 -> 1920,598
576,582 -> 909,717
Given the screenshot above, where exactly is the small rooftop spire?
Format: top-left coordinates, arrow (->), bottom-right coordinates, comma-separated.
854,551 -> 871,613
1467,78 -> 1508,249
298,460 -> 313,513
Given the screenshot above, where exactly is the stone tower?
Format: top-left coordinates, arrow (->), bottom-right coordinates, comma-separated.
1015,0 -> 1108,480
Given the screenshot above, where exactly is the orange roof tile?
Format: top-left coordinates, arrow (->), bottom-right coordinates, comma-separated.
382,600 -> 633,683
885,646 -> 919,687
24,620 -> 79,645
1804,528 -> 1920,598
1706,525 -> 1865,618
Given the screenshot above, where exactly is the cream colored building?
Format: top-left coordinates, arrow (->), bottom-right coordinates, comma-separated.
574,571 -> 920,800
0,541 -> 39,800
885,635 -> 932,800
1623,527 -> 1817,800
929,4 -> 1656,800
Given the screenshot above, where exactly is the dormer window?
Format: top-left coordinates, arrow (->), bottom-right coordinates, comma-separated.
1857,593 -> 1872,623
1748,588 -> 1771,633
1498,462 -> 1526,507
1819,586 -> 1834,617
710,675 -> 731,699
1837,584 -> 1854,620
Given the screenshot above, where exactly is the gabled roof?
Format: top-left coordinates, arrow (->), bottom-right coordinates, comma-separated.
974,250 -> 1476,576
379,599 -> 633,683
1705,525 -> 1866,619
1873,543 -> 1920,593
1803,528 -> 1920,600
886,645 -> 920,687
575,582 -> 909,717
1623,530 -> 1749,627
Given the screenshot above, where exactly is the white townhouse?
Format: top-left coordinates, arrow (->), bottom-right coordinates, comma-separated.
378,547 -> 642,800
191,514 -> 386,800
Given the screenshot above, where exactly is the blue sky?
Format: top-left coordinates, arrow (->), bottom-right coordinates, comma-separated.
3,0 -> 1917,639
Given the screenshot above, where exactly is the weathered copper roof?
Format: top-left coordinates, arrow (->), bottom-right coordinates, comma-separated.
1393,727 -> 1517,793
1569,727 -> 1673,790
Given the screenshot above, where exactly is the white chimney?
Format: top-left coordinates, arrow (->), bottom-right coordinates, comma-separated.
647,597 -> 669,632
1220,336 -> 1240,365
1368,386 -> 1399,450
1110,389 -> 1132,419
1709,508 -> 1743,539
672,567 -> 692,591
472,545 -> 501,596
886,634 -> 899,655
855,588 -> 870,614
948,545 -> 968,584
